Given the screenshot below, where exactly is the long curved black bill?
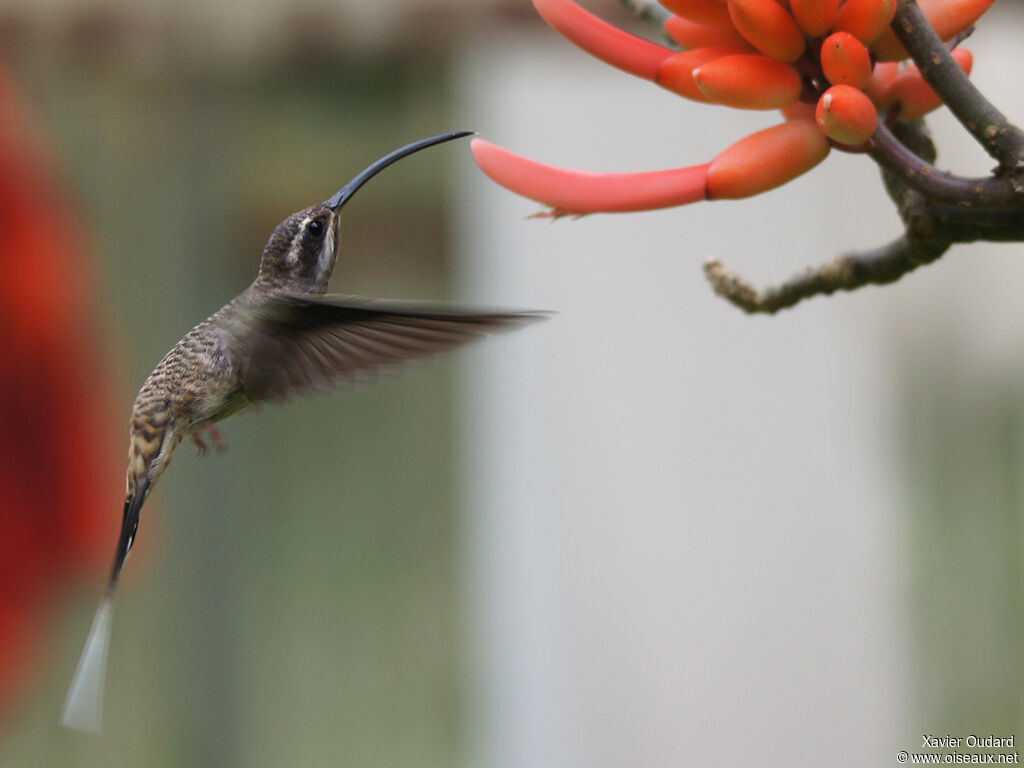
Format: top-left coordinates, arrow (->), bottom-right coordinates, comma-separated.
327,131 -> 473,211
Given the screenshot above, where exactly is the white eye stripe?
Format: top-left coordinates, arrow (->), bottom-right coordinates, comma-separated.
285,215 -> 311,265
317,223 -> 335,277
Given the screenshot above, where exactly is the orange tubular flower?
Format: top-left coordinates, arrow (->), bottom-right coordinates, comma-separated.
727,0 -> 805,62
864,61 -> 900,106
471,139 -> 708,214
658,47 -> 749,101
833,0 -> 897,45
815,85 -> 879,145
790,0 -> 839,37
916,0 -> 995,35
693,54 -> 803,109
887,48 -> 974,121
532,0 -> 673,79
872,0 -> 995,61
474,0 -> 995,216
707,120 -> 830,199
820,31 -> 872,90
781,102 -> 816,121
665,14 -> 754,49
661,0 -> 735,28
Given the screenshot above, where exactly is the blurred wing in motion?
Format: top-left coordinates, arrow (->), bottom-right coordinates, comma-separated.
231,295 -> 549,402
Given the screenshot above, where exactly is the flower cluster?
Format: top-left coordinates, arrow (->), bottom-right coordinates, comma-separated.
472,0 -> 994,214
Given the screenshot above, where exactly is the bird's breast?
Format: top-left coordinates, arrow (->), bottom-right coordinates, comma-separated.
193,387 -> 249,426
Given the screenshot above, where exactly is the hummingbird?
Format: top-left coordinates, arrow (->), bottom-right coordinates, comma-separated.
61,131 -> 544,732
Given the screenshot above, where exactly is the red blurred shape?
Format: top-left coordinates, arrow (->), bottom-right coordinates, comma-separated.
0,59 -> 121,717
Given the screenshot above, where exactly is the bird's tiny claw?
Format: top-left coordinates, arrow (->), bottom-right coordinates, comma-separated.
192,423 -> 227,456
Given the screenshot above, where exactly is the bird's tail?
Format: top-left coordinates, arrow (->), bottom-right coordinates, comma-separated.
59,595 -> 114,732
61,484 -> 149,733
107,482 -> 149,595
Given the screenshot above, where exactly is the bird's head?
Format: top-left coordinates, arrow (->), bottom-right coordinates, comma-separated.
254,131 -> 472,293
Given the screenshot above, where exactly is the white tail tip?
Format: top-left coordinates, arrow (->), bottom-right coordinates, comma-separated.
60,597 -> 114,733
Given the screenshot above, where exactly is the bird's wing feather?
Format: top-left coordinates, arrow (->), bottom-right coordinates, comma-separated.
227,294 -> 547,402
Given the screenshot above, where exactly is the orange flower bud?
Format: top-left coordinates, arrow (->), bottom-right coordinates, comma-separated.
871,0 -> 995,62
864,61 -> 899,107
707,119 -> 830,199
781,101 -> 816,121
727,0 -> 806,62
833,0 -> 897,45
790,0 -> 838,36
533,0 -> 673,81
868,32 -> 904,63
693,54 -> 803,109
658,47 -> 750,101
471,139 -> 709,213
820,32 -> 872,89
921,0 -> 996,38
660,0 -> 734,28
665,14 -> 753,49
890,48 -> 974,121
815,85 -> 878,144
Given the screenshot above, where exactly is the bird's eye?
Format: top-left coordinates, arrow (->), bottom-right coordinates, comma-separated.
307,219 -> 325,237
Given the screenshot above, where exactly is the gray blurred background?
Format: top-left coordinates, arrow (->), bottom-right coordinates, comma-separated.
2,0 -> 1023,765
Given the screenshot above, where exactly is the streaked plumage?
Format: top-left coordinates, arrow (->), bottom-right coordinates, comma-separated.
62,132 -> 544,732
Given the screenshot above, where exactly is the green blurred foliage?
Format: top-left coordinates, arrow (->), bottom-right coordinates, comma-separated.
901,354 -> 1024,738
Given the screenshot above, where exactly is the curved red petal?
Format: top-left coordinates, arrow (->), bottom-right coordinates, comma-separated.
533,0 -> 674,80
472,138 -> 708,213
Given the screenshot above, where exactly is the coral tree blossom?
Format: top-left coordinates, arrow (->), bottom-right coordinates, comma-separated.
472,0 -> 993,215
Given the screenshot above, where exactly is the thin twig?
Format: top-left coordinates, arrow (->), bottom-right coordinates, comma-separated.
706,116 -> 1024,315
890,0 -> 1024,170
703,235 -> 951,314
922,205 -> 1024,242
869,122 -> 1024,209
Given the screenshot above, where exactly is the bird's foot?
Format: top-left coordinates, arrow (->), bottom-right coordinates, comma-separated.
192,424 -> 227,455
